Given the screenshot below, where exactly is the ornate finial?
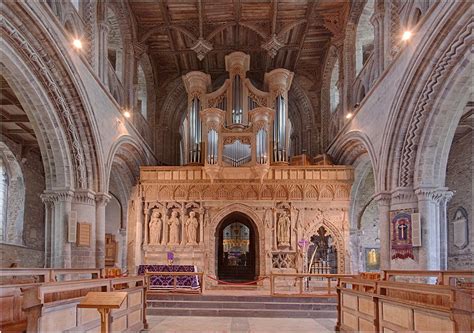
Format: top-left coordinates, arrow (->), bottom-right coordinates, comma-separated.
191,38 -> 213,61
261,34 -> 285,58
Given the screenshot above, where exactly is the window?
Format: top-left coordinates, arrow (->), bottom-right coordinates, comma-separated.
330,61 -> 340,113
137,64 -> 147,118
355,0 -> 375,76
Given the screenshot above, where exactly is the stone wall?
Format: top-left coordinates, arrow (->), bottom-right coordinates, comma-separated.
446,130 -> 473,270
0,138 -> 45,267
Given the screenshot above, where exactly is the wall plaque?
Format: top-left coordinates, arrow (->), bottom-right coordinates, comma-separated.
68,210 -> 77,243
77,222 -> 91,247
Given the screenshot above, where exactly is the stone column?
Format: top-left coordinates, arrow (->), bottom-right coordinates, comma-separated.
95,193 -> 110,269
415,187 -> 443,270
41,196 -> 54,268
135,194 -> 144,267
434,189 -> 453,270
375,192 -> 391,270
41,190 -> 74,268
371,10 -> 385,78
97,22 -> 109,85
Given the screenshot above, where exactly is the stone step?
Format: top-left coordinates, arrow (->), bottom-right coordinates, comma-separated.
146,294 -> 337,304
146,294 -> 337,318
147,307 -> 337,318
147,299 -> 336,311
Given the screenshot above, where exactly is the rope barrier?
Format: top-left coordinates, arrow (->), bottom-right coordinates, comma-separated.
206,275 -> 269,286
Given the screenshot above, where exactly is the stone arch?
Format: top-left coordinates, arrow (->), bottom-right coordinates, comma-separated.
380,4 -> 471,191
208,204 -> 265,279
329,130 -> 378,184
106,136 -> 150,192
1,42 -> 74,190
2,5 -> 103,192
305,218 -> 345,273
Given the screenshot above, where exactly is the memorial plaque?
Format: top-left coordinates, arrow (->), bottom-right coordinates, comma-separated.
77,222 -> 91,247
68,210 -> 77,243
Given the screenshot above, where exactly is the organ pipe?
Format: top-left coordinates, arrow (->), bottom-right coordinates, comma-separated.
188,97 -> 202,163
232,75 -> 243,124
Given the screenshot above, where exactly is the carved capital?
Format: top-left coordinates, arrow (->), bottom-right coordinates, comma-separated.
73,189 -> 96,206
41,189 -> 74,204
391,187 -> 416,205
374,192 -> 391,206
95,192 -> 112,206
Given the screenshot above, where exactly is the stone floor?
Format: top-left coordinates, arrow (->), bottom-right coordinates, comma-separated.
147,316 -> 336,333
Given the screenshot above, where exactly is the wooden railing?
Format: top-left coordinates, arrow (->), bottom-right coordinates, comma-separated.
0,268 -> 101,284
270,273 -> 355,297
383,269 -> 474,286
145,271 -> 204,294
337,273 -> 473,332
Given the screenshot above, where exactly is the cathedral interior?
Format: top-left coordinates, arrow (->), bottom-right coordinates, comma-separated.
0,1 -> 472,332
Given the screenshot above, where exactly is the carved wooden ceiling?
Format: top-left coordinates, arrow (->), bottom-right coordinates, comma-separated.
0,75 -> 38,148
130,0 -> 349,82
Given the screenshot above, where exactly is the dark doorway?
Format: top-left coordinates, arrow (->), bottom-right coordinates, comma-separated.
217,212 -> 257,282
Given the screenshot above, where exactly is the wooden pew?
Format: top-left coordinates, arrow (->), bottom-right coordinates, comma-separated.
21,276 -> 147,332
337,271 -> 473,332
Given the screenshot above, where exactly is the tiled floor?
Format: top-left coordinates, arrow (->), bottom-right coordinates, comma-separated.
147,316 -> 336,333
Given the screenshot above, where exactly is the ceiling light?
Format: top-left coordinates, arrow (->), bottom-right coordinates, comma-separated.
345,112 -> 353,119
123,110 -> 131,118
402,31 -> 412,41
72,39 -> 83,49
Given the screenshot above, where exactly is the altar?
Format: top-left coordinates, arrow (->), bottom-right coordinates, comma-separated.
138,265 -> 200,291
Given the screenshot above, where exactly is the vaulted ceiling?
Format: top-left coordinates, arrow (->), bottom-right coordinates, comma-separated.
130,0 -> 349,83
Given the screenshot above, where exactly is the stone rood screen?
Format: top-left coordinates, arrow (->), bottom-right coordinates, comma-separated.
181,52 -> 294,172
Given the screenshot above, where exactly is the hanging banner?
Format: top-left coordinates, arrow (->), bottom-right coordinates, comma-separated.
390,210 -> 414,260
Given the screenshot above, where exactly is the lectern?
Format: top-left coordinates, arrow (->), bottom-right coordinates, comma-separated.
78,291 -> 127,333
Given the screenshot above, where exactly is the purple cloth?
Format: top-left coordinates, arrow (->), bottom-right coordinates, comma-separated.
138,265 -> 199,290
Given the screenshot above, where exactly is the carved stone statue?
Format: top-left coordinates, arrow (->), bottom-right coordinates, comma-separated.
168,211 -> 180,245
277,211 -> 291,247
185,211 -> 199,245
149,210 -> 162,245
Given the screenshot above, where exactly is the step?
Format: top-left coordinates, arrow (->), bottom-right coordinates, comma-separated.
147,307 -> 337,318
146,294 -> 337,304
147,299 -> 336,311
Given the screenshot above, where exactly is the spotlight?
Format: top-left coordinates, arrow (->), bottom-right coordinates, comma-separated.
123,110 -> 131,118
72,39 -> 83,49
345,112 -> 353,119
402,31 -> 412,41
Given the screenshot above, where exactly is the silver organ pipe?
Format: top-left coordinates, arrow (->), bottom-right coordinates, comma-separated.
273,95 -> 287,162
256,129 -> 268,164
232,75 -> 243,124
207,129 -> 218,165
188,97 -> 201,163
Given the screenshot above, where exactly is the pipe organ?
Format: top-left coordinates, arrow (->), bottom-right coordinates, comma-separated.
182,52 -> 294,180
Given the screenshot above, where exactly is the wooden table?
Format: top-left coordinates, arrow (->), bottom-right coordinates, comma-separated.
78,291 -> 127,333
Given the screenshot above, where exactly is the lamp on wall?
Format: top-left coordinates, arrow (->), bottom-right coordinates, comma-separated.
402,31 -> 413,41
72,39 -> 83,50
122,109 -> 131,118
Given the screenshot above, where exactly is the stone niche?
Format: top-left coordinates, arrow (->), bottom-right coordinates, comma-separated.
138,165 -> 353,289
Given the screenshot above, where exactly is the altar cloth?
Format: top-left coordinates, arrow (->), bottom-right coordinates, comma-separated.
138,265 -> 200,290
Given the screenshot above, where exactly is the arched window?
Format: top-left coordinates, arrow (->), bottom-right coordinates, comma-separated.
107,8 -> 124,84
330,60 -> 340,113
137,64 -> 147,118
0,143 -> 25,245
0,159 -> 8,241
355,0 -> 375,76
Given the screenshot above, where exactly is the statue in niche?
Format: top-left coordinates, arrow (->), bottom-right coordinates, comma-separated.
185,211 -> 199,245
149,209 -> 162,245
277,211 -> 291,247
168,211 -> 180,245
